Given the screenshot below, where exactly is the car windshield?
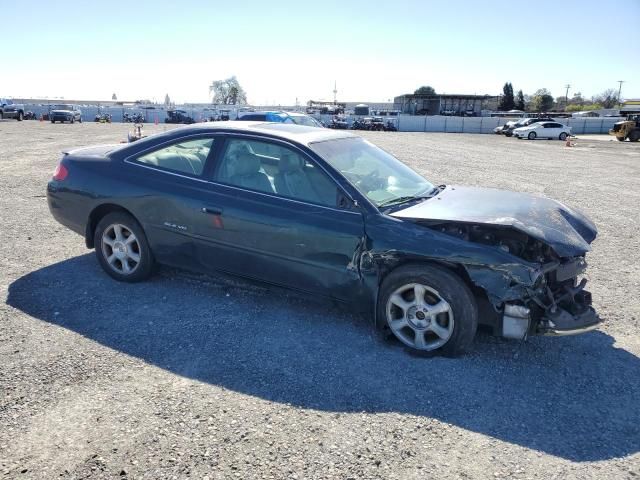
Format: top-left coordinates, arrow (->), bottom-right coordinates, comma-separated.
310,137 -> 435,208
289,115 -> 323,127
53,105 -> 73,110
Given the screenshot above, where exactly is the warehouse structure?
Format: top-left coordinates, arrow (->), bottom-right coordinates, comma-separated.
394,93 -> 499,116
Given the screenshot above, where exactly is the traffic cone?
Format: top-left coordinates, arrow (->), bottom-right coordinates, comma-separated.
39,114 -> 43,122
154,114 -> 158,125
565,136 -> 572,147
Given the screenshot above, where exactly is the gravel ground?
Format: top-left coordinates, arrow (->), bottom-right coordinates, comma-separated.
1,121 -> 639,479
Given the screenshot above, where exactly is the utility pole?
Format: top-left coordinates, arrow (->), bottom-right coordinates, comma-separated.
333,81 -> 337,104
564,84 -> 571,110
617,80 -> 625,105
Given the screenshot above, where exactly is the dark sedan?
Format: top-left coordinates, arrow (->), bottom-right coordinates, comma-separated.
47,122 -> 600,355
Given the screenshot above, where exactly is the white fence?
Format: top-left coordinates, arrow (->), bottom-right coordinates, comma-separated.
318,114 -> 620,135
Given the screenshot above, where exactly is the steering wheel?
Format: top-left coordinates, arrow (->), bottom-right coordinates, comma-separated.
355,170 -> 387,192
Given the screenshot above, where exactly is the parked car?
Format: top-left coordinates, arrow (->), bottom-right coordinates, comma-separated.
237,111 -> 324,128
327,115 -> 349,129
50,104 -> 82,123
494,117 -> 554,137
0,98 -> 26,121
165,110 -> 194,124
513,121 -> 572,140
47,123 -> 599,355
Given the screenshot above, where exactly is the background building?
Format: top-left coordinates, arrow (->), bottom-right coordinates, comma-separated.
394,93 -> 499,116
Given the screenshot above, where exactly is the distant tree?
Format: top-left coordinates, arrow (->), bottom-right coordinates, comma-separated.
569,92 -> 584,105
164,94 -> 171,106
529,88 -> 554,112
515,89 -> 525,110
498,82 -> 515,111
592,89 -> 619,109
112,93 -> 117,101
209,76 -> 247,105
414,86 -> 436,95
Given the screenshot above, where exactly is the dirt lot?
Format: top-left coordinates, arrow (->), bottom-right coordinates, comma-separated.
1,121 -> 639,479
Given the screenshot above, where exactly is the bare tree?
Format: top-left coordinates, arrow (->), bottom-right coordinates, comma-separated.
209,76 -> 247,105
592,89 -> 619,109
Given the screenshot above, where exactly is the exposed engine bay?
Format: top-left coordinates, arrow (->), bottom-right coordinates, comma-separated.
429,222 -> 557,263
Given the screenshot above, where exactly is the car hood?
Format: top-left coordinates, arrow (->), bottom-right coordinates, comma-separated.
391,185 -> 597,257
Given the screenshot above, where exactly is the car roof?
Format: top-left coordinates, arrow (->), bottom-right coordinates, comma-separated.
160,121 -> 356,145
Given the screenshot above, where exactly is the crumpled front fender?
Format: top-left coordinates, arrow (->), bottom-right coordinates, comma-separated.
463,263 -> 541,306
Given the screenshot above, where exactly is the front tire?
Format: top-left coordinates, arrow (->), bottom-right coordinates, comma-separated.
17,111 -> 23,121
95,212 -> 154,282
378,264 -> 478,356
528,131 -> 537,140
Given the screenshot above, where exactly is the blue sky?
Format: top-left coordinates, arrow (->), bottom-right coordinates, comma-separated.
4,0 -> 639,104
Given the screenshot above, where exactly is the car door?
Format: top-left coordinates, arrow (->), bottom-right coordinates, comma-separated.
543,122 -> 559,138
121,134 -> 220,270
194,135 -> 366,301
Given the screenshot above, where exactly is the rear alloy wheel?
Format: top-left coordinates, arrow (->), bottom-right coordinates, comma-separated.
379,264 -> 477,356
95,212 -> 153,282
528,131 -> 537,140
559,132 -> 568,141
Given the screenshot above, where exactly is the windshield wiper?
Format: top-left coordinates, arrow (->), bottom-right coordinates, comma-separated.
378,185 -> 445,209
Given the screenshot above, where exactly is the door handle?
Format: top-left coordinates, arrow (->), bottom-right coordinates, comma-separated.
201,206 -> 223,215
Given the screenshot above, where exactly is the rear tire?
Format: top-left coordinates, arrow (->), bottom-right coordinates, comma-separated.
559,132 -> 568,141
94,212 -> 154,283
378,264 -> 478,356
629,130 -> 640,142
616,136 -> 625,142
528,132 -> 536,140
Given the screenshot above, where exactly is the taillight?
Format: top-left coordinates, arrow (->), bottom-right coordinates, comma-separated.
53,163 -> 68,181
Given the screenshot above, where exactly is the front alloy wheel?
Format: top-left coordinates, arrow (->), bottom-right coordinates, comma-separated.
386,283 -> 454,351
528,131 -> 537,140
378,264 -> 478,356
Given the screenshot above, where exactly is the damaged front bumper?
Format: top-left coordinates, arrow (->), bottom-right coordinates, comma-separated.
466,256 -> 601,340
500,261 -> 601,339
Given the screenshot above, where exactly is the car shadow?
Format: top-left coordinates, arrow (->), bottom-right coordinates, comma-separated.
6,254 -> 640,462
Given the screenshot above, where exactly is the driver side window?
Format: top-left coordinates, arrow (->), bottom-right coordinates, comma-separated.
214,139 -> 339,207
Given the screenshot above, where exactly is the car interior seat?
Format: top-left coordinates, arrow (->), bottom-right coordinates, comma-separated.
274,153 -> 320,203
228,153 -> 274,193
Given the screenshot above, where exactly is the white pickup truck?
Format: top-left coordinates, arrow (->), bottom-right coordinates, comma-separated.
0,98 -> 25,121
